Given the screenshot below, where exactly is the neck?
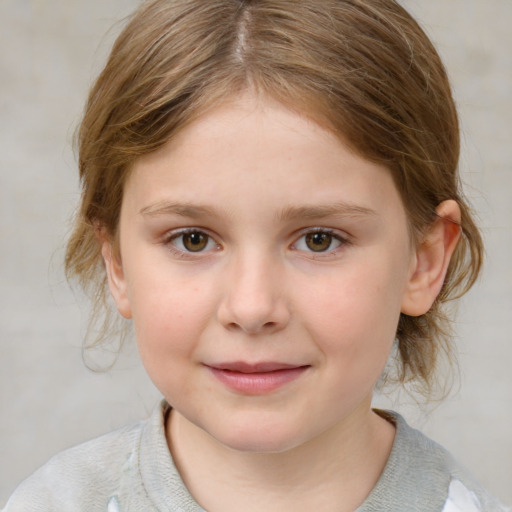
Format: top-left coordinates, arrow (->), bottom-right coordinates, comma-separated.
166,401 -> 395,512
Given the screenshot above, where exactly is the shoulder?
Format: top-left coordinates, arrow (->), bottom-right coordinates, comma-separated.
357,410 -> 509,512
2,414 -> 147,512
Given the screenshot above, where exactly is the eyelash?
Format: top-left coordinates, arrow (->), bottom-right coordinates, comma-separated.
291,228 -> 351,256
163,227 -> 351,257
164,228 -> 220,257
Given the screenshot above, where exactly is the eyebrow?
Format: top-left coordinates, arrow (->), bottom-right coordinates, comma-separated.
276,202 -> 378,222
140,202 -> 221,219
140,201 -> 377,221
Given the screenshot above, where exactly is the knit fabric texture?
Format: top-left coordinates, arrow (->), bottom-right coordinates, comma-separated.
2,401 -> 508,512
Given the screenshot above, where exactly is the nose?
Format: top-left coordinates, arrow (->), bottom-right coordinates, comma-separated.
216,251 -> 291,335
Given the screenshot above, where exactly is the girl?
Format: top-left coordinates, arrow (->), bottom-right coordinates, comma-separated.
2,1 -> 509,511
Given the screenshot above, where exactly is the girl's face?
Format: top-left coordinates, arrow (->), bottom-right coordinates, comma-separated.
108,94 -> 418,453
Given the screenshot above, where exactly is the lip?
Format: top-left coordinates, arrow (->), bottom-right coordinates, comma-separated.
205,362 -> 310,395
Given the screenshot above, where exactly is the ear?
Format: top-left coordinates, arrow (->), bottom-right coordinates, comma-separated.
99,234 -> 133,319
401,200 -> 461,317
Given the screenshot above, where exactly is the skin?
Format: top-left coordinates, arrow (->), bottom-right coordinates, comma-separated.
103,94 -> 461,511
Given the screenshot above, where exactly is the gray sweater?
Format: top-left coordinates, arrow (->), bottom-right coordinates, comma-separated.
2,401 -> 508,512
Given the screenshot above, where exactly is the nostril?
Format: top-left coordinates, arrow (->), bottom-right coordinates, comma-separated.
225,320 -> 279,334
217,291 -> 291,334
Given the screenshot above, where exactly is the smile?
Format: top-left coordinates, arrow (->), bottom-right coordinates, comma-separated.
205,362 -> 310,395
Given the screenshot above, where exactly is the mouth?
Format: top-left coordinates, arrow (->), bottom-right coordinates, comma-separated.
205,361 -> 310,395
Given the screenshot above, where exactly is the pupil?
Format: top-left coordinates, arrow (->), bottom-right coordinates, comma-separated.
306,232 -> 331,252
184,232 -> 207,251
190,233 -> 201,245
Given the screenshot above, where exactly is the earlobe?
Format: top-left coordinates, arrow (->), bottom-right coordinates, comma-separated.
401,200 -> 462,317
100,240 -> 133,319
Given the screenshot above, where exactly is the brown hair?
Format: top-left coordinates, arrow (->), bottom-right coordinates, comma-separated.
66,0 -> 483,397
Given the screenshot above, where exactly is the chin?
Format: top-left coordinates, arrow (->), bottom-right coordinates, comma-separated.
208,419 -> 309,454
222,435 -> 300,454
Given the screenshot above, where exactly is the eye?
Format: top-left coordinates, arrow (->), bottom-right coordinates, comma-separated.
168,230 -> 219,253
304,232 -> 335,252
293,229 -> 346,253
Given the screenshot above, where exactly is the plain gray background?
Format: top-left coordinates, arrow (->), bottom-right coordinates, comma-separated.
1,0 -> 511,507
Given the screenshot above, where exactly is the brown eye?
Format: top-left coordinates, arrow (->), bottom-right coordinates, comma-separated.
305,232 -> 333,252
182,232 -> 209,252
168,229 -> 219,255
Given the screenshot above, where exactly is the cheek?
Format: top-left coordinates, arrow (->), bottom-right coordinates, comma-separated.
302,267 -> 404,404
128,278 -> 218,401
126,270 -> 216,361
301,261 -> 405,358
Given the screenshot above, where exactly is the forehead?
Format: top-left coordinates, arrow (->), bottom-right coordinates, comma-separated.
134,94 -> 343,168
124,94 -> 406,226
